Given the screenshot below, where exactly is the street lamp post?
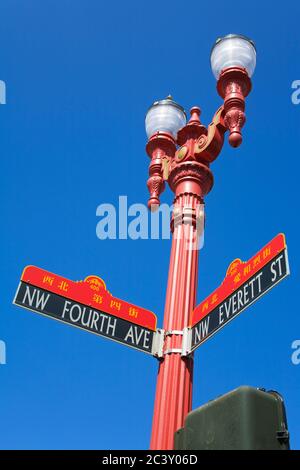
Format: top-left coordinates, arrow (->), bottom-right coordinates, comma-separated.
145,34 -> 256,450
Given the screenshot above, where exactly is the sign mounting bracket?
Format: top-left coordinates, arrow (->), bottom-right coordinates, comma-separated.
181,327 -> 192,357
151,329 -> 165,359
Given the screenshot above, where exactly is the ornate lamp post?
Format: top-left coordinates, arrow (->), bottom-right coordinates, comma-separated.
145,34 -> 256,450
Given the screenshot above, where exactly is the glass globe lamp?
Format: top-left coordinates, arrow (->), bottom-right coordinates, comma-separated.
210,34 -> 256,80
145,96 -> 186,139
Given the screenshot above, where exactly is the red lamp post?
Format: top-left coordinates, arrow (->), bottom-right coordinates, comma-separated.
145,34 -> 256,450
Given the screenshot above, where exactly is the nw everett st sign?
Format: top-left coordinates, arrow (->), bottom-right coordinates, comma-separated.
190,234 -> 289,352
13,266 -> 157,355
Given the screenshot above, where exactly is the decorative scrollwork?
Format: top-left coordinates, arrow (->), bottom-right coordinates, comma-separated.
193,106 -> 226,163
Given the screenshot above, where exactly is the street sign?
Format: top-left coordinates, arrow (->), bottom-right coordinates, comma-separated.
190,234 -> 290,352
13,266 -> 157,355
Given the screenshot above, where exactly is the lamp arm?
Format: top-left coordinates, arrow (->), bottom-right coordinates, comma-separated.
193,105 -> 227,163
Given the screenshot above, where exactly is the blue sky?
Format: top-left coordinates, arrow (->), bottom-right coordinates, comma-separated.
0,0 -> 299,450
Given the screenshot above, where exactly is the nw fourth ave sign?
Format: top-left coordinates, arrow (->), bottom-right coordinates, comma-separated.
13,266 -> 157,355
190,234 -> 290,352
14,283 -> 155,353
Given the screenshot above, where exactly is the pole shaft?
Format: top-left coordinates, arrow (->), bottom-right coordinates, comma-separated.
150,190 -> 201,450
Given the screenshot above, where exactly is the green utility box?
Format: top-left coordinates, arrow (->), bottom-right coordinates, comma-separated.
174,386 -> 290,450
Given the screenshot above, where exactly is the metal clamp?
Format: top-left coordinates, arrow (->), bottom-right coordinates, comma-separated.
164,348 -> 183,355
165,330 -> 184,337
164,330 -> 184,355
181,327 -> 192,357
151,328 -> 193,359
151,328 -> 165,359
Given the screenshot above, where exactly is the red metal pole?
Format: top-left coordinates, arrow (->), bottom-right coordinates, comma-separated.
150,167 -> 210,450
147,77 -> 252,448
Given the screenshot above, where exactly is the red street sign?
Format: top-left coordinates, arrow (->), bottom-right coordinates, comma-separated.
190,233 -> 289,350
19,266 -> 157,331
13,266 -> 158,355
